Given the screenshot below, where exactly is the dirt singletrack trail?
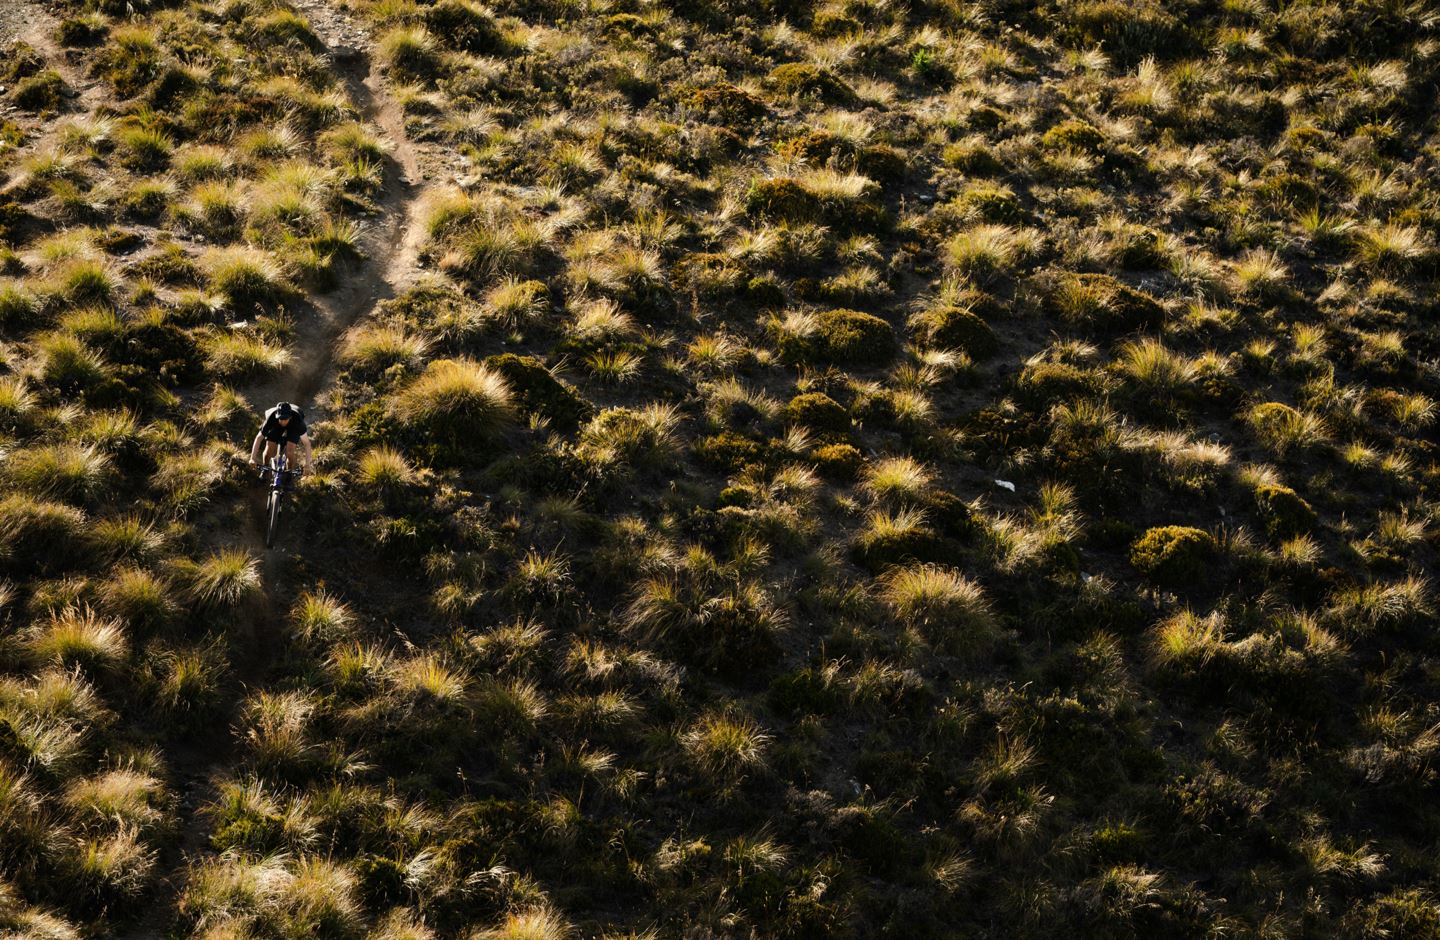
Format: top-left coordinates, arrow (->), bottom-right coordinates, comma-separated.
121,3 -> 443,930
0,3 -> 106,109
0,2 -> 111,170
247,0 -> 434,420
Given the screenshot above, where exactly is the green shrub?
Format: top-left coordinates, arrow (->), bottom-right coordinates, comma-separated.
1129,526 -> 1216,585
355,855 -> 407,908
785,392 -> 850,434
37,332 -> 112,393
1047,272 -> 1163,332
687,82 -> 768,127
812,9 -> 861,35
0,284 -> 40,330
768,63 -> 854,103
1063,2 -> 1187,64
0,494 -> 89,574
1109,224 -> 1167,270
769,665 -> 842,715
1015,361 -> 1103,408
1254,484 -> 1316,538
924,489 -> 977,540
834,804 -> 911,876
1340,888 -> 1440,939
425,0 -> 507,54
811,442 -> 863,480
115,318 -> 202,385
97,26 -> 162,98
251,9 -> 321,49
747,275 -> 786,308
116,124 -> 172,171
0,200 -> 30,244
484,353 -> 591,430
1041,119 -> 1108,154
58,13 -> 109,46
943,139 -> 1006,176
202,247 -> 287,308
745,173 -> 885,231
694,432 -> 775,473
955,184 -> 1025,223
777,309 -> 895,366
853,509 -> 952,571
379,27 -> 443,84
745,178 -> 813,220
12,71 -> 66,113
0,42 -> 43,84
1090,822 -> 1147,862
210,806 -> 285,854
915,306 -> 998,359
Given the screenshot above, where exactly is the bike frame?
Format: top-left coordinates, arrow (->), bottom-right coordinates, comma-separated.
261,447 -> 297,548
265,448 -> 291,493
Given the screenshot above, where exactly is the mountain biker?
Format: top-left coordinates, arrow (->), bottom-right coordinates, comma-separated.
250,401 -> 314,477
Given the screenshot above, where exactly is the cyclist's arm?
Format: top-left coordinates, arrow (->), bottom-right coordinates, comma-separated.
250,431 -> 265,465
299,433 -> 315,472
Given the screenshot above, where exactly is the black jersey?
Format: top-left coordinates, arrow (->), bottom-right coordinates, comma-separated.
260,405 -> 308,443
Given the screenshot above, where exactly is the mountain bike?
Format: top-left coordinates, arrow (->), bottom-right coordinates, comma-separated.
255,450 -> 303,548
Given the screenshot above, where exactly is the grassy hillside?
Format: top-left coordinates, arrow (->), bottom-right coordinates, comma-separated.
3,0 -> 1440,936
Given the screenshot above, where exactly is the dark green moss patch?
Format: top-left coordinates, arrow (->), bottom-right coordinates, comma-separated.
778,309 -> 895,366
1130,526 -> 1217,585
767,63 -> 855,103
484,353 -> 591,431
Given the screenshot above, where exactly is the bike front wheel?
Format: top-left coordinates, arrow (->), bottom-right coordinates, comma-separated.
265,488 -> 282,548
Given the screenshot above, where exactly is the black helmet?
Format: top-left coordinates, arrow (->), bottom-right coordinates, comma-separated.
275,402 -> 295,418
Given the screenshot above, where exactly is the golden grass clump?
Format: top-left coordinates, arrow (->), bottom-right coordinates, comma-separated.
391,358 -> 515,442
25,607 -> 128,673
472,907 -> 576,940
681,712 -> 770,785
882,564 -> 997,655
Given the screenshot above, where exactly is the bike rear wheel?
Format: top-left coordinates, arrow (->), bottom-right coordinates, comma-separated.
265,488 -> 281,548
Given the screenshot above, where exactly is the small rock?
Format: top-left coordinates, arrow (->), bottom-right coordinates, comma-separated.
333,45 -> 361,63
994,479 -> 1016,492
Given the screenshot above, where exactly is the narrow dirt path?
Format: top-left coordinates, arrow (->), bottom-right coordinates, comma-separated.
0,3 -> 111,175
121,4 -> 441,933
247,0 -> 432,420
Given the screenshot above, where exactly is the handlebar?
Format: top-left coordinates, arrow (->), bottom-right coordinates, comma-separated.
251,461 -> 307,476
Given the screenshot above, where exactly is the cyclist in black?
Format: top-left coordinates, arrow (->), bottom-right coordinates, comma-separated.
250,401 -> 314,475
